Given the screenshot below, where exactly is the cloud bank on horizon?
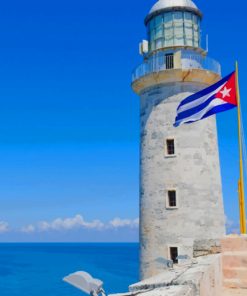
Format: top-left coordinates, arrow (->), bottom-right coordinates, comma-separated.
0,214 -> 139,236
0,215 -> 241,241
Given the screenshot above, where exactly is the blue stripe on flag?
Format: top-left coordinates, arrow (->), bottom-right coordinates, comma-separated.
199,103 -> 236,121
180,103 -> 236,126
176,72 -> 234,111
175,94 -> 216,121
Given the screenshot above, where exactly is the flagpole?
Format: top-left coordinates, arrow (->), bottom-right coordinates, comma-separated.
235,61 -> 246,234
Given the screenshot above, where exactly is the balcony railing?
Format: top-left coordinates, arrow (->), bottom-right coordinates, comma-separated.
132,50 -> 221,83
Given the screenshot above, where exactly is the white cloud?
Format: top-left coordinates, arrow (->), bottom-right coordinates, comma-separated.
109,217 -> 139,228
0,221 -> 9,233
20,215 -> 139,233
21,224 -> 35,233
38,215 -> 104,232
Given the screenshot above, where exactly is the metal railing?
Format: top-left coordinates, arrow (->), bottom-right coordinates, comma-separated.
132,50 -> 221,82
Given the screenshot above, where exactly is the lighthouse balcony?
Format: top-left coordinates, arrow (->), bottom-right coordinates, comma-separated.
131,49 -> 221,83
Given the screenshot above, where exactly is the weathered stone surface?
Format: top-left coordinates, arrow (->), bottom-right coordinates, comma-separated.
222,252 -> 247,269
193,239 -> 222,257
223,279 -> 247,289
110,286 -> 193,296
127,255 -> 223,296
221,236 -> 247,290
139,81 -> 225,279
174,255 -> 222,296
221,235 -> 247,252
222,288 -> 247,296
223,267 -> 247,280
129,267 -> 188,292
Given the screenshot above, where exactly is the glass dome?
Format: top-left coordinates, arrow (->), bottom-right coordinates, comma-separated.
145,0 -> 202,53
147,10 -> 201,52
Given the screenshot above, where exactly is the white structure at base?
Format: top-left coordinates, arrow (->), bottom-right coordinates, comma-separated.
132,0 -> 225,279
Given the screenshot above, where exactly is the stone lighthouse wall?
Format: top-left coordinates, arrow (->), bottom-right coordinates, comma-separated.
140,81 -> 225,279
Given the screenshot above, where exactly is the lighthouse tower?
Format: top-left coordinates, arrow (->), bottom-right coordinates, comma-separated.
132,0 -> 226,279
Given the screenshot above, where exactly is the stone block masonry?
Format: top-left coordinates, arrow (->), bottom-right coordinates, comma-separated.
110,254 -> 222,296
221,235 -> 247,291
110,235 -> 247,296
139,81 -> 225,279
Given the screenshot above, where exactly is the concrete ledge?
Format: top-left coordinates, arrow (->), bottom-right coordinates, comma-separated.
110,286 -> 193,296
111,236 -> 247,295
127,255 -> 222,296
174,255 -> 222,296
129,267 -> 188,292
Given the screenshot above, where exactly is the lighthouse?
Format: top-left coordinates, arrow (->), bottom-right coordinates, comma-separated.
132,0 -> 226,279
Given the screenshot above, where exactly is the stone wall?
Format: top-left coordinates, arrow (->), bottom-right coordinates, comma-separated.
221,235 -> 247,290
109,236 -> 247,296
110,254 -> 222,296
139,82 -> 225,279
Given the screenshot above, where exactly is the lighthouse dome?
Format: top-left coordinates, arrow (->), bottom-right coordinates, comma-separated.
145,0 -> 202,24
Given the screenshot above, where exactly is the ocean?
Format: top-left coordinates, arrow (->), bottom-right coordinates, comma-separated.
0,243 -> 139,296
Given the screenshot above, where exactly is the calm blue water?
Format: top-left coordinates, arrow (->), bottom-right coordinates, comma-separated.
0,243 -> 139,296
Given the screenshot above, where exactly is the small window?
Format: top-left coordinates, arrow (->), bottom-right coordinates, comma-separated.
166,139 -> 175,155
165,53 -> 174,69
170,247 -> 178,264
168,190 -> 177,207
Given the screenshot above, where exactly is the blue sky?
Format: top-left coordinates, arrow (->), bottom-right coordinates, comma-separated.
0,0 -> 245,241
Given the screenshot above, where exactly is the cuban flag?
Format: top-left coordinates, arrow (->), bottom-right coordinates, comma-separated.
174,72 -> 237,127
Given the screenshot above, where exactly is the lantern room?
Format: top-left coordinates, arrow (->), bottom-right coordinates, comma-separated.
145,0 -> 202,53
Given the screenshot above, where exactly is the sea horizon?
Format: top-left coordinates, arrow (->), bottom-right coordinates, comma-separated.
0,242 -> 139,244
0,242 -> 139,296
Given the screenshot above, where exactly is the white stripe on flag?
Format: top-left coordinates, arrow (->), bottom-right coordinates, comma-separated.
176,98 -> 227,126
178,82 -> 227,114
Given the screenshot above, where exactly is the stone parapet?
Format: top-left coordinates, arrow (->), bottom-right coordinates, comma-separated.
110,237 -> 247,295
111,255 -> 222,296
221,235 -> 247,291
221,235 -> 247,252
129,266 -> 188,292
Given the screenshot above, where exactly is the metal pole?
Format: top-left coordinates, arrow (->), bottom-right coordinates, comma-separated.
236,61 -> 246,234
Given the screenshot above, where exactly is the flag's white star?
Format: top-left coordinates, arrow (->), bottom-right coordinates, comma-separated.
220,86 -> 231,98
